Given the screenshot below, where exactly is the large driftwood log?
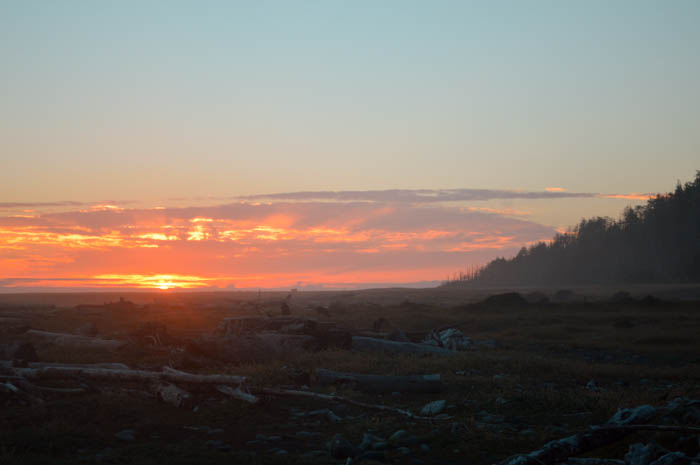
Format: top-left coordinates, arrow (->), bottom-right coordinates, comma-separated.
13,379 -> 86,395
24,329 -> 127,351
0,361 -> 129,370
315,368 -> 442,393
217,385 -> 259,404
254,387 -> 450,421
593,424 -> 700,434
31,362 -> 129,370
498,405 -> 658,465
2,365 -> 246,386
351,336 -> 457,356
562,459 -> 624,465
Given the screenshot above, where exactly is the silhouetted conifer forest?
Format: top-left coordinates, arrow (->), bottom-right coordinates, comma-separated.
446,171 -> 700,286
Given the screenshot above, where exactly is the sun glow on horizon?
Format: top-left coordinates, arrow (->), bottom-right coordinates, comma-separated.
93,274 -> 215,290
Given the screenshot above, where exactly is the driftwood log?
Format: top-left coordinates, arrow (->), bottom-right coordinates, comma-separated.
498,405 -> 658,465
12,378 -> 86,395
0,361 -> 129,370
254,387 -> 450,421
315,368 -> 442,393
0,365 -> 246,386
562,460 -> 624,465
24,329 -> 127,351
351,336 -> 457,356
1,359 -> 450,420
216,385 -> 259,404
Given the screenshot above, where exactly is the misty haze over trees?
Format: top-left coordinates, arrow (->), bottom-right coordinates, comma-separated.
447,171 -> 700,286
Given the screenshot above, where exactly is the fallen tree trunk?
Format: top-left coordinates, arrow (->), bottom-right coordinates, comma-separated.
315,368 -> 442,393
562,459 -> 624,465
592,424 -> 700,434
0,361 -> 129,370
254,387 -> 450,421
24,329 -> 127,351
351,336 -> 457,356
13,378 -> 86,395
2,365 -> 246,386
217,385 -> 259,404
498,405 -> 658,465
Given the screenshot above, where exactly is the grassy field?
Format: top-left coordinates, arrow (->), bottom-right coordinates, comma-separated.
1,286 -> 699,464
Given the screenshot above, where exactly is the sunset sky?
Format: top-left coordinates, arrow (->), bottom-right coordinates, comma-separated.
1,1 -> 699,291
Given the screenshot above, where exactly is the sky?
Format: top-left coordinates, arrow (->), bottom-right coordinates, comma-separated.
1,1 -> 698,291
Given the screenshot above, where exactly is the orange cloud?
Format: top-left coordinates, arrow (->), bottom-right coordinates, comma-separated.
0,200 -> 556,289
545,187 -> 566,192
599,193 -> 655,200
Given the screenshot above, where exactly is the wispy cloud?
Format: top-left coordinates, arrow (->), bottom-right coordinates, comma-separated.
599,193 -> 656,200
0,201 -> 87,209
0,200 -> 136,212
238,188 -> 595,203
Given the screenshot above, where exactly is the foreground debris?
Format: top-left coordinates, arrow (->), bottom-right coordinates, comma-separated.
351,336 -> 457,355
0,361 -> 449,420
499,400 -> 700,465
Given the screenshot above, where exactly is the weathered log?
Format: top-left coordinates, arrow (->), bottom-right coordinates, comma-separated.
32,362 -> 129,370
562,459 -> 624,465
24,329 -> 127,351
0,361 -> 129,370
315,368 -> 442,393
2,365 -> 246,386
254,387 -> 450,421
0,343 -> 38,361
498,405 -> 657,465
216,385 -> 259,404
13,379 -> 86,395
351,336 -> 457,356
593,424 -> 700,434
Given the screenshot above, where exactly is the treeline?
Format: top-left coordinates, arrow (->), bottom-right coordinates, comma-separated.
446,171 -> 700,286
